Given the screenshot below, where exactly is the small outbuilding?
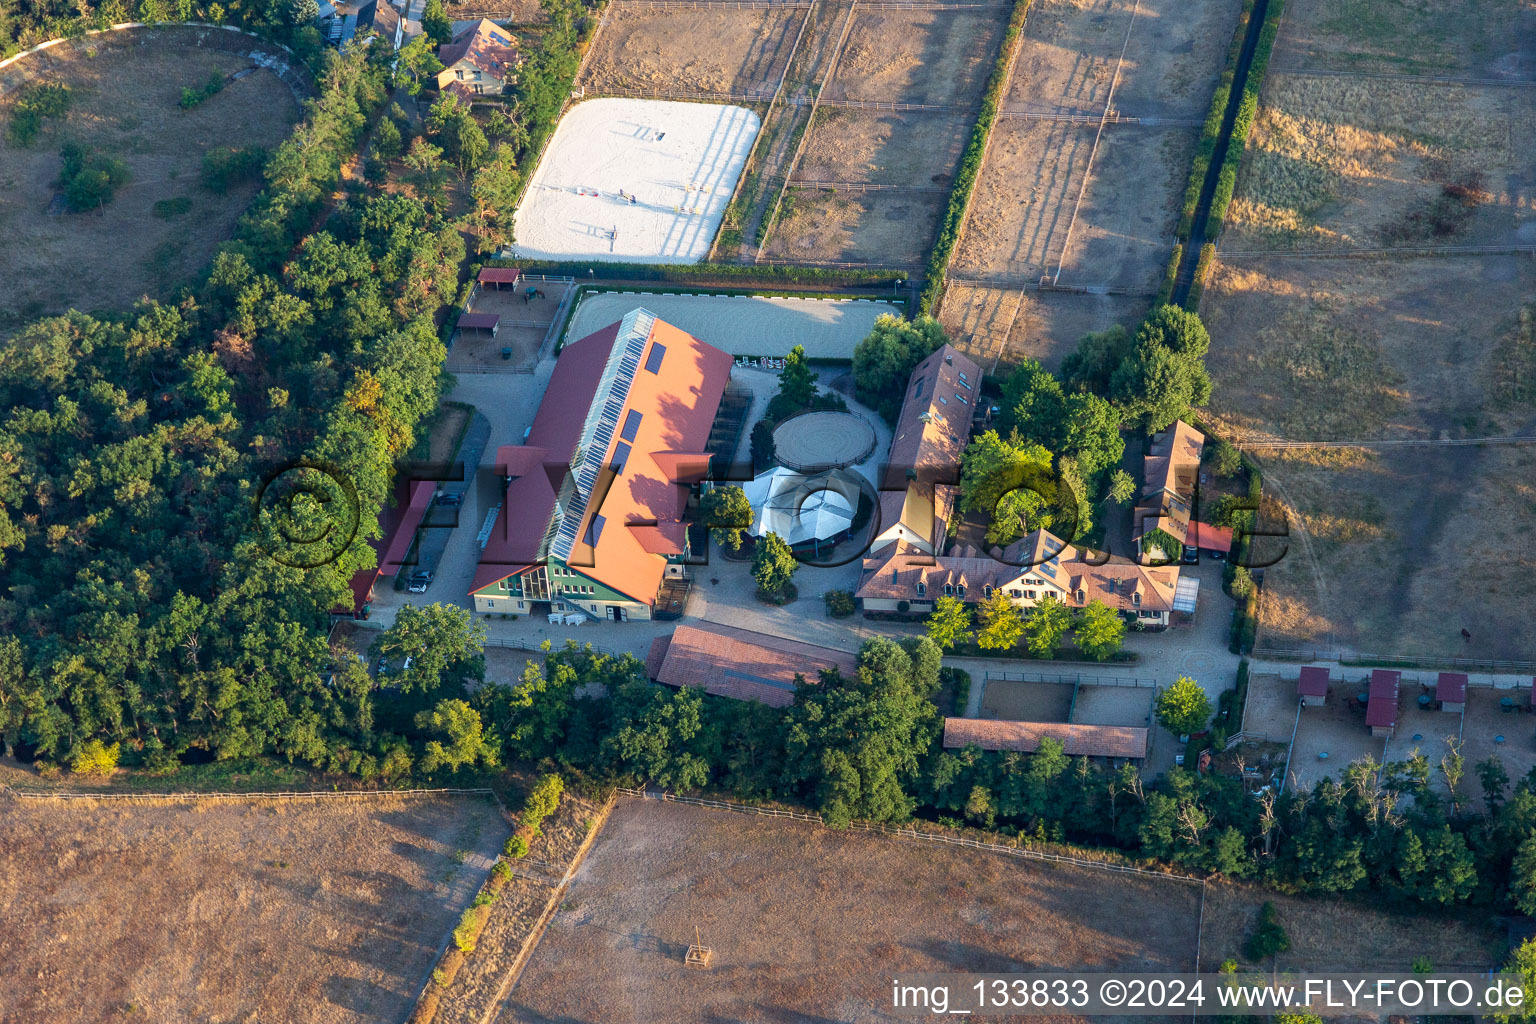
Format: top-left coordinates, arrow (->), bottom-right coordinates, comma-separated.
1365,669 -> 1401,738
478,266 -> 521,290
455,312 -> 500,338
1436,672 -> 1468,713
1297,665 -> 1329,707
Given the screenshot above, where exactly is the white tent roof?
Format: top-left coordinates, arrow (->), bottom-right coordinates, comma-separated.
742,467 -> 857,547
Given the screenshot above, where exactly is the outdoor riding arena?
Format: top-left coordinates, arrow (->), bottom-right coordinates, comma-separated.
511,98 -> 759,263
0,24 -> 307,334
773,410 -> 877,470
562,289 -> 900,359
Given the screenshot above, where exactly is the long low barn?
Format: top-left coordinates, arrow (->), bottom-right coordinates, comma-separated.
646,623 -> 859,707
943,717 -> 1148,761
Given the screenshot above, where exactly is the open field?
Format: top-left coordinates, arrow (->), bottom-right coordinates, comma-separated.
1269,0 -> 1536,76
1004,0 -> 1135,116
1200,880 -> 1501,971
579,5 -> 802,96
796,107 -> 971,187
505,796 -> 1203,1022
824,8 -> 1010,107
1201,254 -> 1536,658
1225,76 -> 1536,251
761,187 -> 940,266
0,790 -> 509,1024
0,35 -> 302,332
940,283 -> 1147,371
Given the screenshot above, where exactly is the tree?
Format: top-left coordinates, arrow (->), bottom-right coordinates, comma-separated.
373,117 -> 403,161
467,143 -> 520,252
371,603 -> 486,696
772,344 -> 818,416
1242,901 -> 1290,962
975,590 -> 1023,651
415,698 -> 499,773
404,137 -> 448,211
1023,594 -> 1072,658
1001,361 -> 1124,479
1208,437 -> 1242,476
1229,565 -> 1256,600
422,0 -> 451,43
394,35 -> 444,94
287,0 -> 319,23
925,595 -> 972,651
750,420 -> 776,471
700,485 -> 753,553
1060,324 -> 1132,395
1479,754 -> 1511,815
1156,676 -> 1212,736
852,313 -> 946,423
960,430 -> 1057,545
70,739 -> 120,776
1110,306 -> 1213,432
1511,833 -> 1536,917
1493,937 -> 1536,1024
427,92 -> 489,176
1107,468 -> 1135,505
1074,600 -> 1125,660
752,532 -> 798,598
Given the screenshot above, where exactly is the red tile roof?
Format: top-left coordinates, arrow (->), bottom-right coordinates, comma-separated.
337,479 -> 436,615
883,343 -> 979,491
1436,672 -> 1468,704
1366,669 -> 1401,728
649,623 -> 859,707
456,312 -> 500,331
943,718 -> 1148,760
478,267 -> 521,285
1296,665 -> 1330,698
438,18 -> 519,79
1186,520 -> 1233,553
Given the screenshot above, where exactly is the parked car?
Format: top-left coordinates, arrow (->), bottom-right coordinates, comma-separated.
407,570 -> 434,594
434,492 -> 462,507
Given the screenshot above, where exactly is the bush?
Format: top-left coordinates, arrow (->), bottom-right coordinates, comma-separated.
1187,242 -> 1217,307
1243,901 -> 1290,962
451,905 -> 488,953
823,590 -> 856,618
6,83 -> 72,147
201,145 -> 268,193
503,834 -> 530,859
520,773 -> 564,830
152,196 -> 193,219
70,739 -> 119,776
179,70 -> 226,110
57,144 -> 130,211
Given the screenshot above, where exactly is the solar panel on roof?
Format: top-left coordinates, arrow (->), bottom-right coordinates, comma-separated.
611,441 -> 631,473
586,513 -> 606,546
620,409 -> 642,442
644,342 -> 666,374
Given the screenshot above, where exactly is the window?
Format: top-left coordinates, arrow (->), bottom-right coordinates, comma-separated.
944,584 -> 953,597
956,585 -> 966,598
916,582 -> 927,597
983,585 -> 993,598
1025,589 -> 1036,600
958,372 -> 972,391
611,441 -> 631,474
1009,589 -> 1021,598
1132,592 -> 1141,606
912,378 -> 925,399
456,69 -> 465,79
473,84 -> 483,94
938,397 -> 948,405
644,343 -> 666,374
620,409 -> 642,442
955,392 -> 968,404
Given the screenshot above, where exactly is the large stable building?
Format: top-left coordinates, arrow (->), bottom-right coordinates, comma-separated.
469,308 -> 731,621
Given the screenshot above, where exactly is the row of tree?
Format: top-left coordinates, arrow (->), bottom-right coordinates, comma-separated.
924,592 -> 1126,660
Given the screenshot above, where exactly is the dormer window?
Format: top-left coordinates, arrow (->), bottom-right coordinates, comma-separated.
943,583 -> 953,596
1132,592 -> 1141,606
916,582 -> 927,597
984,584 -> 993,598
956,585 -> 965,598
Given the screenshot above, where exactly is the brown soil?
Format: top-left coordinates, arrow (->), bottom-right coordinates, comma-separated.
1225,75 -> 1535,251
447,281 -> 571,369
761,187 -> 939,266
445,0 -> 548,24
825,9 -> 1010,108
980,679 -> 1076,721
1270,0 -> 1536,76
1201,254 -> 1536,659
0,35 -> 302,333
505,796 -> 1203,1022
0,791 -> 510,1024
1200,880 -> 1501,972
795,107 -> 972,187
939,282 -> 1147,373
435,791 -> 606,1024
579,7 -> 802,96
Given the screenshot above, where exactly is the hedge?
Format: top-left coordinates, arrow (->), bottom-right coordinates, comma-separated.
918,0 -> 1033,315
1204,0 -> 1285,241
1186,242 -> 1216,310
486,256 -> 906,289
1155,241 -> 1183,306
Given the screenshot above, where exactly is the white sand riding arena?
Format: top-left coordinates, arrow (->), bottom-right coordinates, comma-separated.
512,98 -> 760,264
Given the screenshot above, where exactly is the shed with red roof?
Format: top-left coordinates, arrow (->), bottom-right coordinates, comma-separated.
456,312 -> 500,337
478,266 -> 521,289
1436,672 -> 1468,713
1296,665 -> 1329,707
1366,669 -> 1401,737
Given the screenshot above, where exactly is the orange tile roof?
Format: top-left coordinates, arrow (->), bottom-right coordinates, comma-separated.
1133,420 -> 1205,544
438,18 -> 519,79
649,623 -> 859,707
943,718 -> 1148,759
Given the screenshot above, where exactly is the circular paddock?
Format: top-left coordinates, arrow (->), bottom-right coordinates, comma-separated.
772,411 -> 877,471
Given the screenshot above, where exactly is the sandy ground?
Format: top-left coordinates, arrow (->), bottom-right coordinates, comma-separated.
1286,685 -> 1387,790
761,187 -> 941,266
1225,75 -> 1536,252
512,99 -> 759,263
1070,683 -> 1158,727
1242,672 -> 1303,742
1200,880 -> 1500,972
939,283 -> 1147,373
0,34 -> 302,332
1458,687 -> 1536,801
504,796 -> 1203,1023
796,107 -> 972,187
563,290 -> 900,359
1269,0 -> 1536,76
448,280 -> 573,369
825,8 -> 1010,107
579,5 -> 803,96
980,679 -> 1077,721
0,792 -> 509,1024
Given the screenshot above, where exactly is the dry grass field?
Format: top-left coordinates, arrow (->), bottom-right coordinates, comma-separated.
0,38 -> 301,333
1225,75 -> 1536,251
940,283 -> 1146,371
578,5 -> 802,96
1200,881 -> 1501,971
504,797 -> 1203,1023
1270,0 -> 1536,75
823,9 -> 1009,107
0,790 -> 509,1024
761,187 -> 940,266
794,107 -> 971,187
1201,254 -> 1536,658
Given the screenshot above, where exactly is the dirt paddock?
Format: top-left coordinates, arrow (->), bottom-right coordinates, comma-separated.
579,5 -> 803,96
826,8 -> 1010,108
939,283 -> 1147,373
0,30 -> 303,333
762,187 -> 940,266
0,791 -> 510,1024
504,796 -> 1203,1023
796,107 -> 972,188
